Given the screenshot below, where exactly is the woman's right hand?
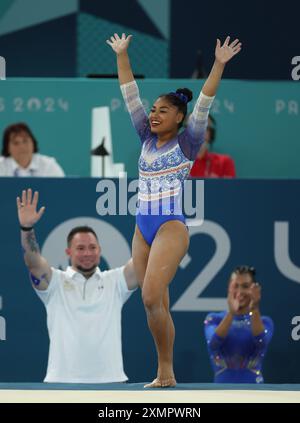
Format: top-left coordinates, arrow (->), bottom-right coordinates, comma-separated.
17,189 -> 45,228
227,287 -> 240,314
106,33 -> 132,55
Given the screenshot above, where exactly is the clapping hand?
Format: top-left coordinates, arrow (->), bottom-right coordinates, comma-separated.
228,286 -> 241,314
249,283 -> 261,311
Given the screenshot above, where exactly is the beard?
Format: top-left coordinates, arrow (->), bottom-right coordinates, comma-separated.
76,264 -> 98,274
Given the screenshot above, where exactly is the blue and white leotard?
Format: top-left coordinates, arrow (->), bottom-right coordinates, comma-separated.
121,81 -> 214,245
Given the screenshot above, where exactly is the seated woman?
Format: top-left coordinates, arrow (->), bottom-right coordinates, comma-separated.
0,122 -> 65,177
204,265 -> 273,383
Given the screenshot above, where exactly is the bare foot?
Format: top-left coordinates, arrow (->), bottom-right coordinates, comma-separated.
144,377 -> 176,388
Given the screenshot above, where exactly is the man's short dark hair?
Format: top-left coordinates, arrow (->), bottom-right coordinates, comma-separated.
67,226 -> 99,247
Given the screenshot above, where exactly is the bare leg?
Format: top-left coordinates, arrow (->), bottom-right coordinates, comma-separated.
142,220 -> 189,388
132,224 -> 150,287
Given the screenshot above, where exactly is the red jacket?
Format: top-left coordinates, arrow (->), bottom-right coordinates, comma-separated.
190,151 -> 236,178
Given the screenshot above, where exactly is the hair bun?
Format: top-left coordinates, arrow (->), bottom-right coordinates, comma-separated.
176,88 -> 193,103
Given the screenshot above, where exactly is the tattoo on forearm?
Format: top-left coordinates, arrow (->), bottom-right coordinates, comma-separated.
25,231 -> 40,253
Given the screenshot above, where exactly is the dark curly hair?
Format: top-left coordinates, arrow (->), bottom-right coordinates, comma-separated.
159,88 -> 193,129
229,265 -> 257,285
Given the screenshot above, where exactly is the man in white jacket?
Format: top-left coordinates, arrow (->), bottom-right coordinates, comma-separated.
17,188 -> 138,383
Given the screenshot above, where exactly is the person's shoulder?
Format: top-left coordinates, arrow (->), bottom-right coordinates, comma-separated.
261,315 -> 274,329
100,266 -> 130,297
209,152 -> 234,161
100,266 -> 124,281
204,311 -> 226,324
33,267 -> 62,296
49,267 -> 65,282
0,156 -> 8,166
33,153 -> 57,164
33,153 -> 65,176
221,154 -> 235,165
0,156 -> 16,175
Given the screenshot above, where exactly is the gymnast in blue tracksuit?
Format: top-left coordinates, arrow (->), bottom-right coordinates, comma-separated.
204,266 -> 274,383
107,32 -> 242,388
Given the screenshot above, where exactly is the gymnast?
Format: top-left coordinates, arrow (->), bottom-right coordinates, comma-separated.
204,266 -> 273,383
107,32 -> 241,388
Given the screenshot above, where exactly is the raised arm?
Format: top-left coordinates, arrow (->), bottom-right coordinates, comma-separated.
106,33 -> 134,85
107,33 -> 151,144
123,258 -> 139,291
181,36 -> 242,160
17,189 -> 52,291
202,36 -> 242,96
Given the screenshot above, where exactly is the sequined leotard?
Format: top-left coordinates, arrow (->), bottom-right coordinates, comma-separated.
204,312 -> 274,383
121,81 -> 214,245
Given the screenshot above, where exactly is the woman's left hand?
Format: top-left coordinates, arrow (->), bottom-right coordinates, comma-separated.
215,36 -> 242,64
249,282 -> 261,311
